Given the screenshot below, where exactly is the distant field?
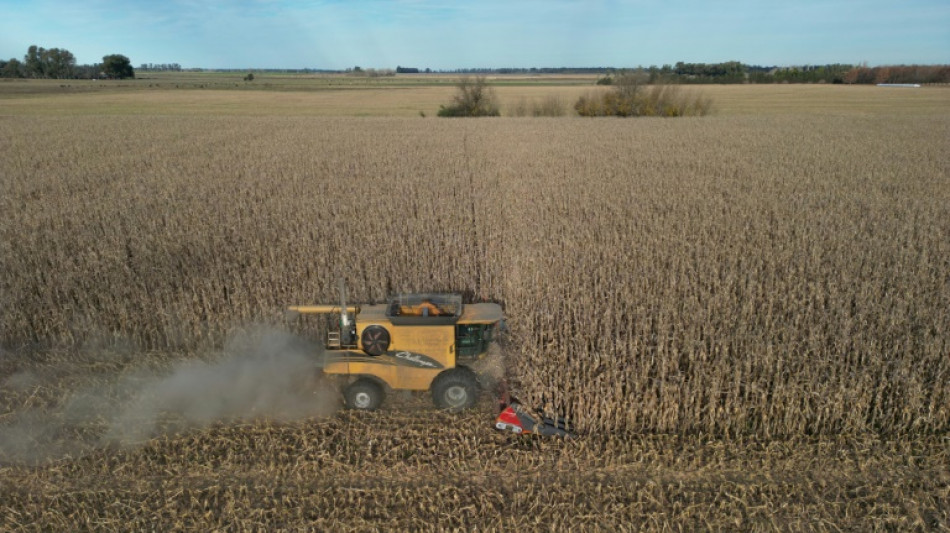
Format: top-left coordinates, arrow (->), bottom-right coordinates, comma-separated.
2,73 -> 947,116
1,77 -> 948,530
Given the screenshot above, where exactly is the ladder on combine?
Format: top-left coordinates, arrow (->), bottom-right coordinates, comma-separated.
327,331 -> 342,349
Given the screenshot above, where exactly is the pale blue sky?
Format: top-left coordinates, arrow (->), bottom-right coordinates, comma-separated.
1,0 -> 947,69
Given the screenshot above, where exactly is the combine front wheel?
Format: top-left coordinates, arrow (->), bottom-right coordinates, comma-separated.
344,379 -> 385,410
431,368 -> 479,411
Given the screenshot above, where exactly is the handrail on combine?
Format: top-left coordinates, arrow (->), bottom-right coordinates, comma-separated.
288,305 -> 361,314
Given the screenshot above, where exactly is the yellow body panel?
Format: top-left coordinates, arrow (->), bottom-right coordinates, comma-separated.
323,356 -> 442,390
289,298 -> 503,392
323,305 -> 458,390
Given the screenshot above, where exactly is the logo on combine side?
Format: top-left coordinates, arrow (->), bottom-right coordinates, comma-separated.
393,350 -> 442,368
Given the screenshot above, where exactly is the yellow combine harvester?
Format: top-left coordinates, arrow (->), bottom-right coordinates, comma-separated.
289,290 -> 503,411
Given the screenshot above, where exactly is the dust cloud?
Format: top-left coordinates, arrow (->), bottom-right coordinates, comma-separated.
0,327 -> 337,465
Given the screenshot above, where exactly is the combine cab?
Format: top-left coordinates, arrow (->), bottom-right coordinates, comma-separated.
289,291 -> 503,411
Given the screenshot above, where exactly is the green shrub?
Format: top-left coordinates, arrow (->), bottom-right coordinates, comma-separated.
438,76 -> 500,117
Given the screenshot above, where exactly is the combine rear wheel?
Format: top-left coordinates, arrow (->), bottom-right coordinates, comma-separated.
344,379 -> 385,410
431,368 -> 479,411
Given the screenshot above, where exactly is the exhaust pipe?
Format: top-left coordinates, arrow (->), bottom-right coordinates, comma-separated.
339,279 -> 352,345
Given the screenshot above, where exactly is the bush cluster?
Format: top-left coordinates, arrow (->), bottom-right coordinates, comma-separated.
576,75 -> 712,117
438,76 -> 500,117
508,95 -> 566,117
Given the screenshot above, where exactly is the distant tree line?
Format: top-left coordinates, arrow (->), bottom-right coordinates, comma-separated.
346,66 -> 395,77
840,64 -> 950,85
138,63 -> 182,72
5,50 -> 947,84
184,68 -> 340,74
0,45 -> 134,79
443,63 -> 950,84
445,67 -> 613,75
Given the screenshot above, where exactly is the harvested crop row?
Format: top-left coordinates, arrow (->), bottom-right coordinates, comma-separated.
2,414 -> 947,530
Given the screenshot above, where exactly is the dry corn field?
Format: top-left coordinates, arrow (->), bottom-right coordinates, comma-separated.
2,86 -> 949,529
